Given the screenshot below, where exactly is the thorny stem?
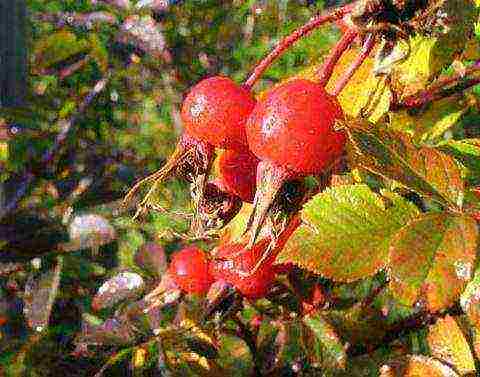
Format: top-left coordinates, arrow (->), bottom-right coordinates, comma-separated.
332,33 -> 375,96
243,3 -> 356,90
0,73 -> 110,220
317,28 -> 358,87
392,61 -> 480,110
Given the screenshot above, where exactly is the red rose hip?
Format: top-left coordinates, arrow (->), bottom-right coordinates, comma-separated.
182,76 -> 256,152
169,246 -> 214,294
245,79 -> 345,244
218,149 -> 259,203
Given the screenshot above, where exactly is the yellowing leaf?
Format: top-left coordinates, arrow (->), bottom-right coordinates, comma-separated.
427,315 -> 475,376
346,120 -> 465,208
438,139 -> 480,184
379,355 -> 460,377
389,97 -> 468,144
277,185 -> 419,282
390,0 -> 478,99
461,266 -> 480,326
294,48 -> 391,123
389,213 -> 478,312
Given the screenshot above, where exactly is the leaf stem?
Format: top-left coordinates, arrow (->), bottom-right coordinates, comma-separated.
331,33 -> 375,96
243,3 -> 355,90
392,61 -> 480,110
318,28 -> 358,87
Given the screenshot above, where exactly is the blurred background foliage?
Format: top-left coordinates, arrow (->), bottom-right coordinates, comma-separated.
0,0 -> 345,375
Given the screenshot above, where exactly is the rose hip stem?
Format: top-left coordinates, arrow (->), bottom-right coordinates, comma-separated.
318,28 -> 358,87
332,33 -> 375,96
243,3 -> 356,90
393,60 -> 480,110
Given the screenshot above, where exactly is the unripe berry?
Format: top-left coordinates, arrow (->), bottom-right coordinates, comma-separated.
182,76 -> 256,152
218,149 -> 259,203
168,246 -> 214,294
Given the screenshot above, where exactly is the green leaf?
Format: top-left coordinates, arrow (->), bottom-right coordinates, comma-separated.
303,312 -> 346,371
389,97 -> 468,144
277,185 -> 419,282
346,120 -> 464,208
427,315 -> 476,376
33,30 -> 89,72
438,138 -> 480,185
389,213 -> 478,311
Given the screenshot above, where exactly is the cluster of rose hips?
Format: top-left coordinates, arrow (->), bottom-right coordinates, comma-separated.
127,0 -> 438,303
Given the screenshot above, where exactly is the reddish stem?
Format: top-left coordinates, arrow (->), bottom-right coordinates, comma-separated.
317,28 -> 358,87
243,3 -> 355,90
394,61 -> 480,109
331,33 -> 375,96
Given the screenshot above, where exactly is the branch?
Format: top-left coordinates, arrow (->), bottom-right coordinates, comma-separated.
0,73 -> 111,220
392,61 -> 480,110
243,3 -> 355,90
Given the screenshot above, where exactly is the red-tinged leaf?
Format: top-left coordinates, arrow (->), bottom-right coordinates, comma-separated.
427,315 -> 475,376
438,139 -> 480,185
389,213 -> 478,312
346,120 -> 465,209
379,355 -> 459,376
23,257 -> 63,332
92,271 -> 145,311
277,185 -> 419,282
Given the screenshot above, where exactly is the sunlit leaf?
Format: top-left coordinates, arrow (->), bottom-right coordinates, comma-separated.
277,185 -> 419,282
389,97 -> 469,144
389,213 -> 477,311
461,265 -> 480,326
438,138 -> 480,185
427,315 -> 475,376
23,258 -> 63,332
390,0 -> 478,99
296,48 -> 392,123
346,120 -> 464,208
379,355 -> 459,376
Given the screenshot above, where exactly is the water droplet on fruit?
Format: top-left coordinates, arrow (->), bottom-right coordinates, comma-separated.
454,261 -> 472,281
190,95 -> 206,118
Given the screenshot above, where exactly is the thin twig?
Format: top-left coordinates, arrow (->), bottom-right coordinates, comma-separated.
317,28 -> 358,87
0,73 -> 110,220
243,3 -> 356,90
392,61 -> 480,110
332,33 -> 375,96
